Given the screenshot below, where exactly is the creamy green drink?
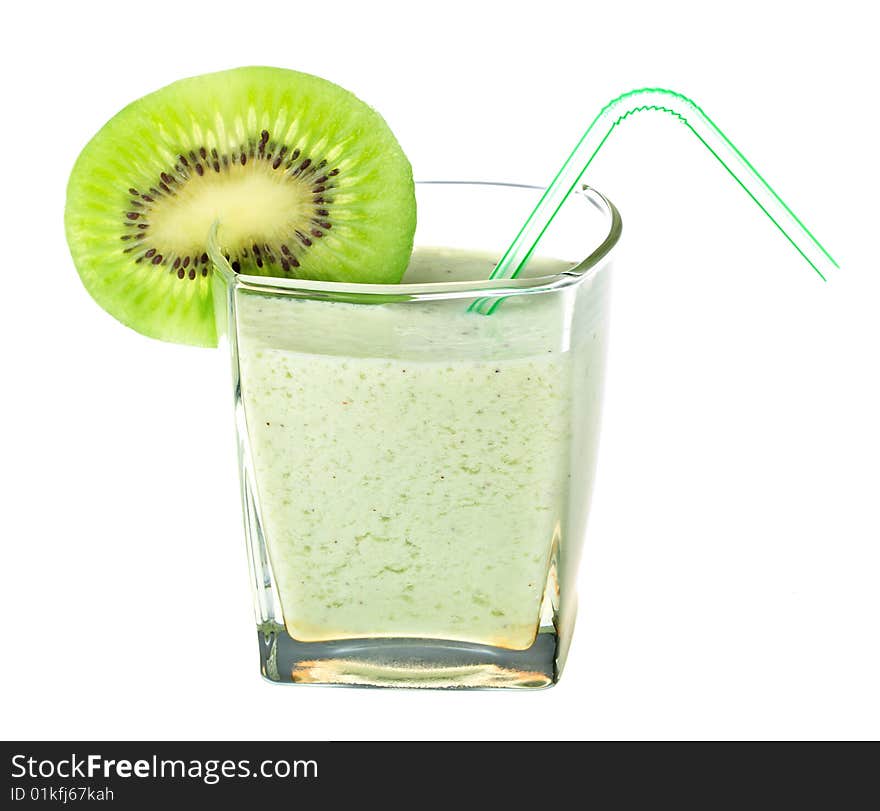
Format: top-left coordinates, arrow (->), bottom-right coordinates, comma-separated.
63,66 -> 619,687
236,247 -> 609,653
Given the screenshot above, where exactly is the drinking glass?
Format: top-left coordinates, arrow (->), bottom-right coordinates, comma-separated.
210,181 -> 621,688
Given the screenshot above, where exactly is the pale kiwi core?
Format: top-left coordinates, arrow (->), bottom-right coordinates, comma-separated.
149,162 -> 315,260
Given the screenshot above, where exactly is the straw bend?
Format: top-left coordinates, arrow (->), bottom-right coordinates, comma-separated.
470,87 -> 838,315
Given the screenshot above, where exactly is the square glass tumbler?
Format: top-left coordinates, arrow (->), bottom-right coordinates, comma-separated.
210,182 -> 621,688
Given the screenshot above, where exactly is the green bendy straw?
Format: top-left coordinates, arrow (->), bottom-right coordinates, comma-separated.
469,88 -> 838,315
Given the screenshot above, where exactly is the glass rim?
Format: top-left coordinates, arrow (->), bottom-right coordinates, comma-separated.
208,181 -> 622,304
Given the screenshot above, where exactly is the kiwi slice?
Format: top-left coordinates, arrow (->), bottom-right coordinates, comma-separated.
65,67 -> 416,347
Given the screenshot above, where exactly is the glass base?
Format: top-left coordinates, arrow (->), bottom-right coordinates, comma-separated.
257,624 -> 560,689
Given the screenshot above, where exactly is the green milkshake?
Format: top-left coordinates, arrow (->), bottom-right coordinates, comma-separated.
64,67 -> 619,687
236,247 -> 609,651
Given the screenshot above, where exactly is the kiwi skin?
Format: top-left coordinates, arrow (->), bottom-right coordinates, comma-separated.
65,67 -> 416,348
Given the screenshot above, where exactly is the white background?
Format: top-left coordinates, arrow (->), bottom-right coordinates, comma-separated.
2,0 -> 877,741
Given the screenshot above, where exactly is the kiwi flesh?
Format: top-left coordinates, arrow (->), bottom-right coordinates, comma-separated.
65,67 -> 416,347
